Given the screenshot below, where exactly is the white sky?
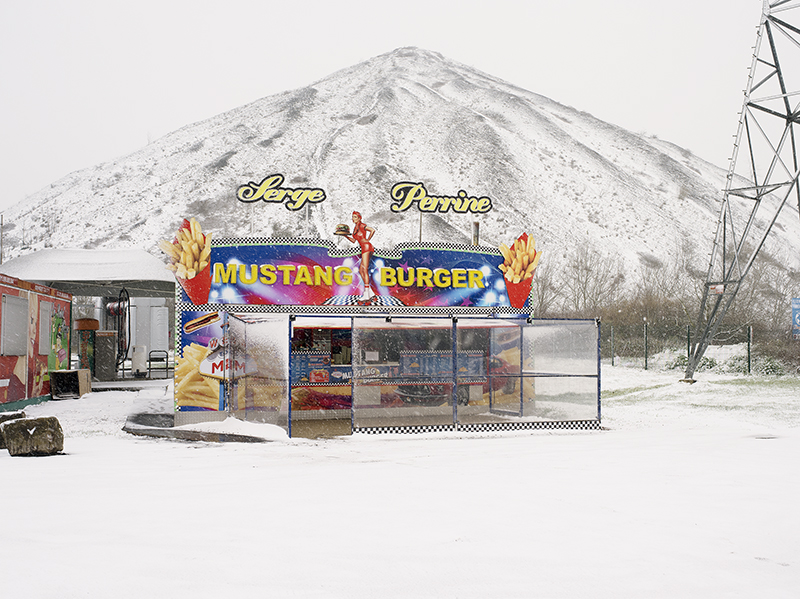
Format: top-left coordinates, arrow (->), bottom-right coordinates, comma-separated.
0,0 -> 763,212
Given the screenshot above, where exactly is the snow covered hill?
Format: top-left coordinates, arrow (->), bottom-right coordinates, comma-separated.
4,47 -> 800,280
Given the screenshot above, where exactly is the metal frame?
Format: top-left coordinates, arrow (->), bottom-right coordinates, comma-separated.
686,1 -> 800,380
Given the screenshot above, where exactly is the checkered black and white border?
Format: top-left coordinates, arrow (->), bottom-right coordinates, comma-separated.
456,420 -> 602,432
213,237 -> 504,260
322,295 -> 407,307
354,420 -> 602,434
355,424 -> 456,435
178,301 -> 526,316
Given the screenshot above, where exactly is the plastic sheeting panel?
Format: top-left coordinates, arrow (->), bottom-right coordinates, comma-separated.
352,317 -> 456,428
352,317 -> 600,430
227,314 -> 290,430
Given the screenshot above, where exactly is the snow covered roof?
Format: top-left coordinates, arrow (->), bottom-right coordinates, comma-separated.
0,248 -> 175,297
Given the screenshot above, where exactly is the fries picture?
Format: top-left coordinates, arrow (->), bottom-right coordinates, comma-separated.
498,234 -> 541,284
159,217 -> 213,304
175,342 -> 220,410
498,232 -> 541,309
158,217 -> 212,281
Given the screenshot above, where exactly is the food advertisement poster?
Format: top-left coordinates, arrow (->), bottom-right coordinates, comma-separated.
171,237 -> 539,311
209,242 -> 515,308
175,310 -> 224,411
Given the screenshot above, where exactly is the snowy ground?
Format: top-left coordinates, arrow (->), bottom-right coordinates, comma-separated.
2,363 -> 799,598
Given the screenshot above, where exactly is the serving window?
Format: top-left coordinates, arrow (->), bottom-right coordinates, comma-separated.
289,316 -> 353,415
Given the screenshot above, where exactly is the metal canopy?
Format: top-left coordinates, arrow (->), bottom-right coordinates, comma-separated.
685,0 -> 800,380
35,279 -> 175,298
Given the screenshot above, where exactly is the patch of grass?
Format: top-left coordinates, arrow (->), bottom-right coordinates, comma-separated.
602,384 -> 673,398
714,376 -> 800,389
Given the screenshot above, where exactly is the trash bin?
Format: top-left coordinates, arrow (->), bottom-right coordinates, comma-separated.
131,345 -> 147,377
50,369 -> 91,399
95,331 -> 118,381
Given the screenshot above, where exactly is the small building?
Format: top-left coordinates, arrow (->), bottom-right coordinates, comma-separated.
0,248 -> 175,382
0,272 -> 72,407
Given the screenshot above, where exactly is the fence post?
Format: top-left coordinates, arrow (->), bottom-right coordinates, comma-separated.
644,320 -> 648,370
687,325 -> 691,359
747,325 -> 752,375
610,325 -> 615,366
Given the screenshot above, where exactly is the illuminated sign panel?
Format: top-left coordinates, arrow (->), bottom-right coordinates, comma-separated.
198,241 -> 520,309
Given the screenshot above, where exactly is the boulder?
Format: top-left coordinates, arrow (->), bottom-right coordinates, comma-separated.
0,411 -> 27,450
2,417 -> 64,456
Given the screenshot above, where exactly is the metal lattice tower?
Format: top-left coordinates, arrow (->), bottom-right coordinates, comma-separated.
685,0 -> 800,380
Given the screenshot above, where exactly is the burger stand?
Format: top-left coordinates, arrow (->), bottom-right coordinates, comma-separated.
171,176 -> 601,437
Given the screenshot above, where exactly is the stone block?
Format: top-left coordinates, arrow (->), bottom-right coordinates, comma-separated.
2,416 -> 64,456
0,411 -> 27,450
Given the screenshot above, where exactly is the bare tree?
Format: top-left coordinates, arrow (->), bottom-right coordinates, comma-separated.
560,244 -> 626,315
531,256 -> 560,317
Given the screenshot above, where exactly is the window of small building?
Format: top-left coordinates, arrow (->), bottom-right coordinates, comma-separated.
1,294 -> 29,356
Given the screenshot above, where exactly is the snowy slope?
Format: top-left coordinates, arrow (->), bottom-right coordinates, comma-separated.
5,47 -> 800,281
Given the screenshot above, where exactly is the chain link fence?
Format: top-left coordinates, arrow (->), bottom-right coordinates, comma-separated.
600,322 -> 798,375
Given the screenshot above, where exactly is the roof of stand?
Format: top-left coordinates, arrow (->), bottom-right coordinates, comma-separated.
0,248 -> 175,297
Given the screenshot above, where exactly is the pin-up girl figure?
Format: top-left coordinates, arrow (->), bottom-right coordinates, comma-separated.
344,211 -> 377,301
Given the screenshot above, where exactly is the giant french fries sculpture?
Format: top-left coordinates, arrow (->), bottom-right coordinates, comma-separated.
498,232 -> 541,309
159,218 -> 213,304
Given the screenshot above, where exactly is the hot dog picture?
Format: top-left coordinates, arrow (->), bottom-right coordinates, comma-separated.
183,312 -> 221,334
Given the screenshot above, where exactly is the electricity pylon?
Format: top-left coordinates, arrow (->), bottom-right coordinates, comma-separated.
685,0 -> 800,381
